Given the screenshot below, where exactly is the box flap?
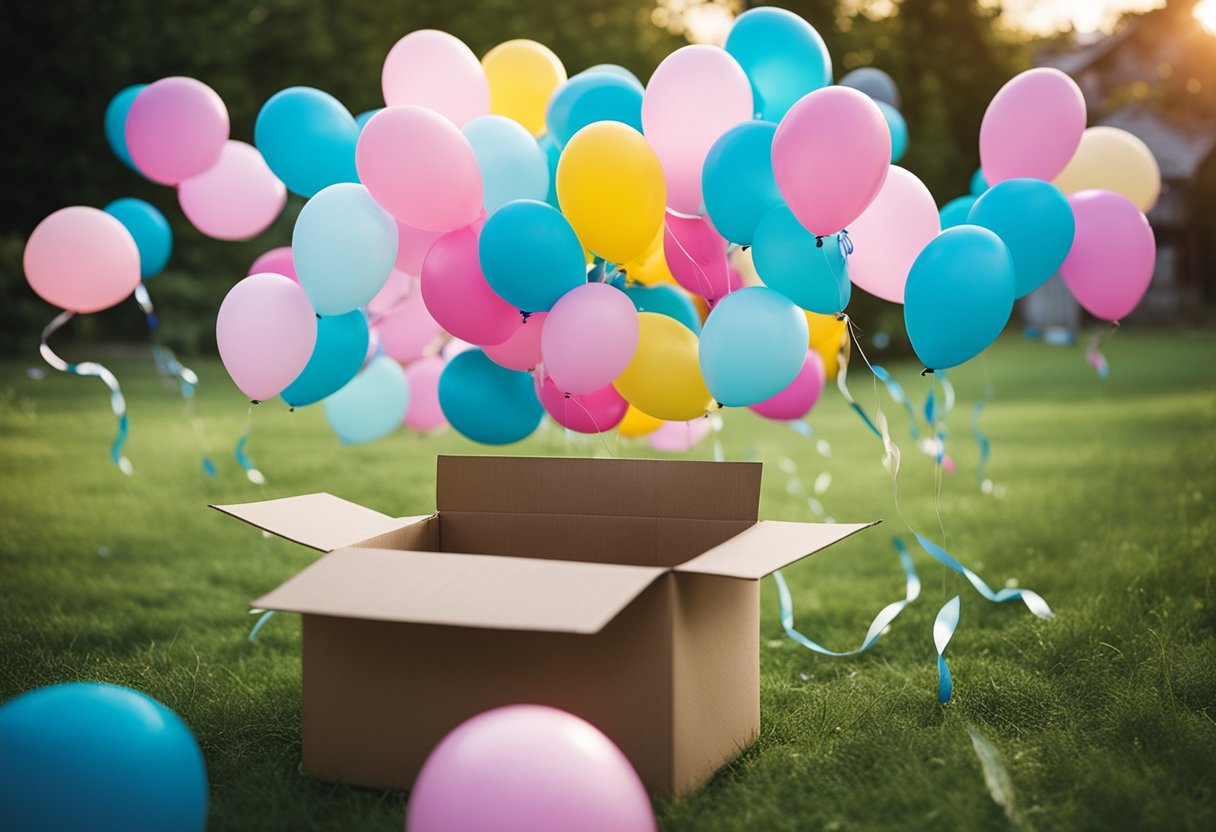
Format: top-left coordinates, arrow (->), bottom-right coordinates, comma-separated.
675,520 -> 879,580
252,548 -> 667,634
212,493 -> 416,552
436,455 -> 761,521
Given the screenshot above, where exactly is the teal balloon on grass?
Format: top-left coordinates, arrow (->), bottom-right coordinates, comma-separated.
255,87 -> 360,197
702,120 -> 782,246
104,198 -> 172,278
751,204 -> 851,314
323,355 -> 409,444
967,178 -> 1075,298
439,349 -> 543,444
699,286 -> 809,407
281,310 -> 370,408
479,200 -> 585,313
104,85 -> 146,172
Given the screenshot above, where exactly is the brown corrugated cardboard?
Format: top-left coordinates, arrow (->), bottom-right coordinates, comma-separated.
213,455 -> 877,798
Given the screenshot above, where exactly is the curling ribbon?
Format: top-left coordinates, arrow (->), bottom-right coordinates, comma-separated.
235,406 -> 267,485
248,609 -> 275,643
1086,327 -> 1113,380
836,324 -> 882,440
871,364 -> 919,439
972,397 -> 991,489
39,311 -> 133,475
911,534 -> 1054,619
934,596 -> 961,703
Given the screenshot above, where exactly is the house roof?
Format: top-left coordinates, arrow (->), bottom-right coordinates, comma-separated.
1038,22 -> 1138,77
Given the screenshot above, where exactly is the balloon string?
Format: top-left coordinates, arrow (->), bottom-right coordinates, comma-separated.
662,216 -> 719,301
235,404 -> 266,485
39,311 -> 133,475
560,387 -> 617,459
1085,322 -> 1116,380
834,318 -> 882,440
248,609 -> 275,643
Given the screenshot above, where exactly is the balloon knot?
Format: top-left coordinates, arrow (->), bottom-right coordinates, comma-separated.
563,392 -> 572,399
920,368 -> 935,377
520,311 -> 532,322
251,400 -> 261,405
315,313 -> 321,320
815,236 -> 825,249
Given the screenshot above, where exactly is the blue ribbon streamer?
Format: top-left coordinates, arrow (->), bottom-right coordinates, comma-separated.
972,399 -> 991,487
871,365 -> 920,439
935,596 -> 961,703
248,610 -> 275,643
912,534 -> 1054,619
235,428 -> 266,485
835,331 -> 882,440
837,229 -> 854,260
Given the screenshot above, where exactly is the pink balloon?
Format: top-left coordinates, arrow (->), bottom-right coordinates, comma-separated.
663,212 -> 734,301
248,246 -> 296,282
749,350 -> 825,420
396,220 -> 446,275
541,282 -> 639,395
178,141 -> 286,241
405,704 -> 656,832
357,106 -> 483,232
420,224 -> 520,346
847,166 -> 940,304
381,30 -> 489,127
642,45 -> 753,215
484,312 -> 546,372
537,376 -> 629,434
372,273 -> 444,363
216,273 -> 317,402
772,86 -> 891,236
24,207 -> 140,314
648,417 -> 713,453
366,268 -> 413,318
404,356 -> 447,432
125,77 -> 229,185
1059,189 -> 1156,323
980,68 -> 1086,185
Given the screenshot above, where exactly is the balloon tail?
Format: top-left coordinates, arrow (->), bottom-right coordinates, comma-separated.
1086,325 -> 1114,380
235,405 -> 266,485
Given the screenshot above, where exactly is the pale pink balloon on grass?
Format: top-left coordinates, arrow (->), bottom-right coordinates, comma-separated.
1059,189 -> 1156,323
247,246 -> 296,282
381,30 -> 489,127
485,312 -> 546,372
179,141 -> 286,241
540,282 -> 639,394
846,166 -> 940,304
216,273 -> 317,402
24,207 -> 140,313
403,356 -> 447,432
125,77 -> 229,185
980,68 -> 1086,185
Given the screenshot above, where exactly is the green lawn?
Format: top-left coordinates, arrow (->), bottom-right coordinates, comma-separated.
2,330 -> 1214,831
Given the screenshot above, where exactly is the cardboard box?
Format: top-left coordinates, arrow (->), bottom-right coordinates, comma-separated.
214,455 -> 875,798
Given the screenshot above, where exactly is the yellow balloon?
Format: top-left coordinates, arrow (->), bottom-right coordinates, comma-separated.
618,405 -> 664,438
729,245 -> 763,287
1053,126 -> 1161,213
556,122 -> 666,266
806,311 -> 846,380
625,227 -> 676,285
482,40 -> 567,137
613,312 -> 712,421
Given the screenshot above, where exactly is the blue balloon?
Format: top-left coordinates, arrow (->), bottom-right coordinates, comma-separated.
104,85 -> 145,172
355,108 -> 382,130
255,87 -> 360,198
939,195 -> 978,230
967,178 -> 1076,299
545,73 -> 644,149
0,683 -> 207,832
103,198 -> 172,278
479,200 -> 585,313
580,64 -> 644,87
904,226 -> 1015,371
462,116 -> 549,215
751,204 -> 851,314
877,101 -> 908,163
699,286 -> 809,407
623,283 -> 702,334
323,355 -> 409,444
840,67 -> 901,109
725,7 -> 832,121
281,310 -> 370,408
702,121 -> 782,246
538,132 -> 561,209
970,167 -> 989,196
293,183 -> 398,316
439,349 -> 543,445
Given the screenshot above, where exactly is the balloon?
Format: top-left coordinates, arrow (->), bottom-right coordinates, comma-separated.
750,349 -> 825,421
125,77 -> 229,185
479,200 -> 585,313
404,356 -> 447,432
371,273 -> 443,363
482,39 -> 567,136
699,286 -> 809,407
626,228 -> 676,286
537,377 -> 629,434
546,72 -> 644,150
540,282 -> 639,394
1053,126 -> 1161,212
104,84 -> 145,171
392,220 -> 445,276
614,312 -> 711,420
216,273 -> 317,401
701,120 -> 781,246
725,7 -> 831,122
439,349 -> 544,444
357,106 -> 483,232
484,312 -> 546,372
1059,189 -> 1156,322
538,132 -> 561,208
876,101 -> 908,163
556,122 -> 666,265
847,166 -> 940,304
462,115 -> 549,214
421,224 -> 520,346
663,213 -> 733,302
322,355 -> 409,444
24,207 -> 140,313
903,226 -> 1015,371
807,310 -> 846,379
641,45 -> 753,215
381,30 -> 489,126
618,405 -> 663,438
0,683 -> 206,832
248,246 -> 295,281
293,183 -> 398,316
356,108 -> 382,130
103,198 -> 172,278
980,68 -> 1086,185
622,283 -> 701,334
178,141 -> 287,241
939,195 -> 978,230
281,310 -> 370,408
840,67 -> 900,109
648,417 -> 713,453
581,64 -> 643,86
970,167 -> 989,195
254,86 -> 360,198
772,86 -> 891,236
751,205 -> 851,314
406,704 -> 655,832
968,178 -> 1076,298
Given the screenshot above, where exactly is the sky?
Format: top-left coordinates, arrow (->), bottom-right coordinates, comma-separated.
992,0 -> 1166,34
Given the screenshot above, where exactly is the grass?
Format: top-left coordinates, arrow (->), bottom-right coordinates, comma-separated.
2,329 -> 1215,831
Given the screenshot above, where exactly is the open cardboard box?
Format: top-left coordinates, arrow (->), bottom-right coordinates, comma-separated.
214,456 -> 876,798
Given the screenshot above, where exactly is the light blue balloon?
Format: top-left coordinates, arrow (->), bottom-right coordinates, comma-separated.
725,7 -> 832,121
623,283 -> 701,334
255,87 -> 360,198
751,204 -> 851,314
103,198 -> 172,278
545,72 -> 644,149
323,355 -> 409,444
281,310 -> 370,408
479,200 -> 585,313
355,108 -> 382,130
580,64 -> 644,87
877,101 -> 908,163
438,349 -> 543,445
462,115 -> 549,215
702,121 -> 782,246
939,195 -> 978,230
970,167 -> 989,196
104,85 -> 145,172
967,178 -> 1076,299
840,67 -> 901,109
293,183 -> 398,316
699,286 -> 809,407
538,133 -> 561,208
904,226 -> 1015,371
0,683 -> 207,832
